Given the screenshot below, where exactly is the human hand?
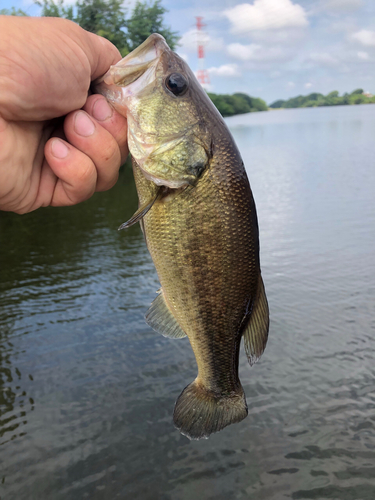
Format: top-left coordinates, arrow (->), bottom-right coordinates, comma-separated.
0,16 -> 129,214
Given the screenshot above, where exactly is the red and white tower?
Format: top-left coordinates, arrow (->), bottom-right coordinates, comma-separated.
195,17 -> 210,88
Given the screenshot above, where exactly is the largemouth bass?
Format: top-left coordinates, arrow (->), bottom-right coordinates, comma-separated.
95,34 -> 269,440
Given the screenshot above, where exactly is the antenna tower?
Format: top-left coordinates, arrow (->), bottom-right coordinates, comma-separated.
196,17 -> 210,87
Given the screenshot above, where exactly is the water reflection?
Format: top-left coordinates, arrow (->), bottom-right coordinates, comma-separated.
0,333 -> 34,447
0,106 -> 375,499
0,162 -> 142,456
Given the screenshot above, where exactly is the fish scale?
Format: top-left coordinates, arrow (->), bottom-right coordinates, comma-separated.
95,33 -> 269,439
134,136 -> 261,428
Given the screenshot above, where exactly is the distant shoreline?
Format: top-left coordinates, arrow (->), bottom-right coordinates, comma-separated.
269,89 -> 374,110
209,89 -> 374,117
268,102 -> 375,110
207,92 -> 268,117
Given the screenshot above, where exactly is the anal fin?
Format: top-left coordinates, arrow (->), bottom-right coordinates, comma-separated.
146,290 -> 187,339
243,275 -> 269,366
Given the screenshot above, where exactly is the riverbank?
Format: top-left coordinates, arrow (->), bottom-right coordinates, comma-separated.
270,88 -> 374,109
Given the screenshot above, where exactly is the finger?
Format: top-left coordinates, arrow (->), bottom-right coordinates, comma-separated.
63,109 -> 122,192
82,30 -> 122,81
83,94 -> 128,165
44,138 -> 98,206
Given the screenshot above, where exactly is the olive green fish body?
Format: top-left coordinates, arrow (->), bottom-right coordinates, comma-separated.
134,129 -> 261,438
95,34 -> 269,439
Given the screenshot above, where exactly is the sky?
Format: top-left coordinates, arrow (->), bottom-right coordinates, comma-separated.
2,0 -> 375,104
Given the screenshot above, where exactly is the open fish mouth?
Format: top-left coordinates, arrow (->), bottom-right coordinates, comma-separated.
93,34 -> 192,189
94,34 -> 169,103
94,33 -> 208,190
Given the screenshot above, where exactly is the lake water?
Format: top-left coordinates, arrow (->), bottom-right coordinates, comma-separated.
1,104 -> 375,499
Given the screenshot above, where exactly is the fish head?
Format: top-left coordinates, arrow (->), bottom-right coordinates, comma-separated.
94,34 -> 212,188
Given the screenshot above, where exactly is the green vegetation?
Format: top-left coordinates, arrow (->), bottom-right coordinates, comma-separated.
208,92 -> 268,117
0,7 -> 28,15
6,2 -> 373,117
125,1 -> 178,52
270,89 -> 375,109
35,0 -> 178,56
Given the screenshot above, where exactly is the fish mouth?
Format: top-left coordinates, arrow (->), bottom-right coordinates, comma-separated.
93,34 -> 194,190
93,33 -> 169,99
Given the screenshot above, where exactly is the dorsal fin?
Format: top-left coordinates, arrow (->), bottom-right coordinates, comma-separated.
146,290 -> 187,339
243,275 -> 269,366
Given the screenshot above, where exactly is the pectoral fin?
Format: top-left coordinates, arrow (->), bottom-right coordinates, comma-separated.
243,275 -> 269,366
146,290 -> 187,339
118,188 -> 162,230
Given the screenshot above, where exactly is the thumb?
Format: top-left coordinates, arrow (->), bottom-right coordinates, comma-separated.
74,27 -> 122,81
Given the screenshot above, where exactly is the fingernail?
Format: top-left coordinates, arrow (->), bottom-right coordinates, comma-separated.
51,138 -> 69,159
92,98 -> 113,121
74,111 -> 95,137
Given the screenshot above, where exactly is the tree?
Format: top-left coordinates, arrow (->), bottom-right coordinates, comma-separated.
0,7 -> 28,15
36,0 -> 73,19
75,0 -> 129,55
36,0 -> 177,56
208,92 -> 268,117
126,1 -> 178,51
268,88 -> 375,109
269,99 -> 285,109
235,93 -> 267,112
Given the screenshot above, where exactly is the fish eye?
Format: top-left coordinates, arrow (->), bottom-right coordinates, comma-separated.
165,73 -> 188,96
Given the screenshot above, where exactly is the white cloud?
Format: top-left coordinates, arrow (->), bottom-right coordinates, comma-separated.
227,43 -> 289,62
223,0 -> 308,33
328,19 -> 358,34
208,64 -> 241,78
357,51 -> 369,60
178,29 -> 224,53
322,0 -> 363,11
194,80 -> 213,92
176,53 -> 189,62
287,81 -> 295,88
305,82 -> 313,88
248,27 -> 306,46
351,30 -> 375,47
227,43 -> 261,61
29,0 -> 76,5
309,52 -> 339,66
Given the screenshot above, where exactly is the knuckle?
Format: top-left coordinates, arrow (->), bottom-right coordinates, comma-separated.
77,158 -> 96,186
96,171 -> 119,192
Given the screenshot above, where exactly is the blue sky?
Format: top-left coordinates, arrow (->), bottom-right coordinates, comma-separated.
2,0 -> 375,103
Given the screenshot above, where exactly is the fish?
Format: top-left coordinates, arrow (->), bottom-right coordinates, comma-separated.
94,34 -> 269,440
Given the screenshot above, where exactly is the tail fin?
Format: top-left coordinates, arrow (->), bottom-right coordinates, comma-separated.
173,380 -> 248,440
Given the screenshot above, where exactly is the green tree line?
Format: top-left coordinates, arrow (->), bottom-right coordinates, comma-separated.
0,7 -> 28,15
270,88 -> 375,109
33,0 -> 179,56
208,92 -> 268,117
2,6 -> 374,116
2,2 -> 268,117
